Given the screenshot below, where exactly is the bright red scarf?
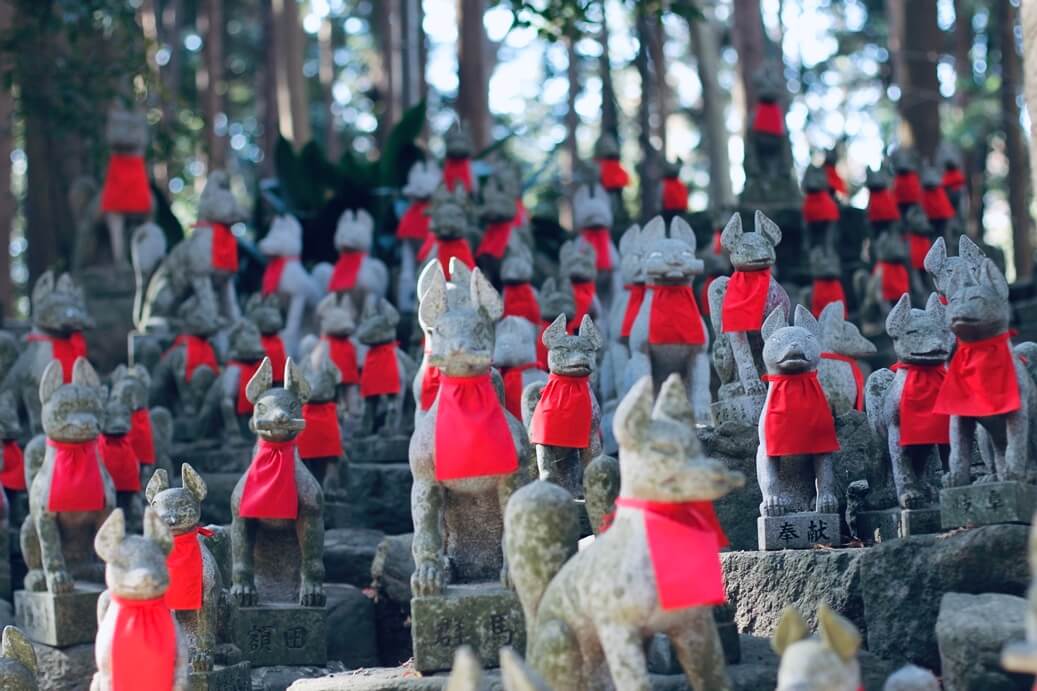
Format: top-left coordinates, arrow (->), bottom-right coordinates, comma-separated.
434,373 -> 519,481
942,168 -> 966,191
165,526 -> 215,611
98,434 -> 140,492
570,280 -> 596,334
649,285 -> 705,345
230,360 -> 262,415
47,439 -> 105,512
261,256 -> 292,296
101,595 -> 177,691
502,282 -> 541,325
892,362 -> 950,446
894,171 -> 923,205
420,365 -> 441,411
529,373 -> 593,448
875,261 -> 910,302
536,321 -> 550,370
27,331 -> 88,383
821,352 -> 864,411
908,233 -> 932,270
397,200 -> 431,241
762,371 -> 840,456
297,401 -> 343,459
129,409 -> 155,465
324,335 -> 359,385
712,229 -> 723,255
260,334 -> 287,384
721,269 -> 771,333
172,334 -> 219,383
476,220 -> 514,259
0,440 -> 24,491
360,342 -> 401,397
239,439 -> 299,519
700,277 -> 716,317
867,188 -> 901,223
621,284 -> 647,338
614,498 -> 726,611
100,154 -> 152,214
435,238 -> 475,279
417,234 -> 435,262
661,177 -> 688,211
328,250 -> 366,291
752,101 -> 785,135
825,163 -> 847,195
935,332 -> 1021,417
500,363 -> 536,419
923,186 -> 955,221
811,278 -> 846,318
802,190 -> 840,223
208,222 -> 238,273
597,158 -> 630,190
443,157 -> 473,193
580,226 -> 614,271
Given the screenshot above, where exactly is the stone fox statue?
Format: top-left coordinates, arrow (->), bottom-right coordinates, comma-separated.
409,265 -> 535,596
505,375 -> 744,691
772,605 -> 862,691
0,626 -> 38,691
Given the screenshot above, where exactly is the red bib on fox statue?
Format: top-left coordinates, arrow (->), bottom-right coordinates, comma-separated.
762,371 -> 840,456
396,200 -> 431,241
721,269 -> 771,333
875,262 -> 910,302
908,234 -> 932,270
580,226 -> 614,271
529,373 -> 593,448
935,332 -> 1021,417
100,154 -> 152,215
297,402 -> 343,459
260,334 -> 287,385
443,157 -> 473,193
47,439 -> 106,512
207,222 -> 238,273
239,439 -> 299,519
825,163 -> 847,195
942,167 -> 966,192
502,282 -> 541,325
101,594 -> 178,691
661,177 -> 688,212
621,284 -> 646,339
0,440 -> 24,491
433,373 -> 518,481
811,279 -> 846,318
476,220 -> 514,260
98,434 -> 141,492
360,342 -> 401,397
230,360 -> 263,415
323,335 -> 359,385
597,158 -> 630,190
26,332 -> 87,384
752,101 -> 785,136
261,256 -> 291,296
500,363 -> 536,419
923,185 -> 955,221
570,281 -> 596,334
165,525 -> 215,611
894,171 -> 923,206
420,365 -> 441,411
867,187 -> 901,223
328,250 -> 365,291
433,238 -> 475,279
802,190 -> 840,224
892,362 -> 950,446
649,285 -> 705,345
129,409 -> 155,466
171,334 -> 219,383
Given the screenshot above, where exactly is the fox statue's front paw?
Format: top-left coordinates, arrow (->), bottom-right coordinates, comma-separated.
46,569 -> 75,594
759,495 -> 790,517
300,579 -> 325,607
942,471 -> 970,489
230,580 -> 258,606
898,488 -> 927,509
411,559 -> 446,596
815,492 -> 840,515
189,650 -> 214,673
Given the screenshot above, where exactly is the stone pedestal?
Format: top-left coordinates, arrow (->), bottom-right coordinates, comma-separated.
941,481 -> 1037,529
15,584 -> 104,647
410,583 -> 525,673
757,513 -> 840,550
188,661 -> 252,691
856,507 -> 942,541
231,605 -> 327,667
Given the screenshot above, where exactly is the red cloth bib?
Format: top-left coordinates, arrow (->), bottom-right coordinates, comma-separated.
443,157 -> 473,193
27,332 -> 88,383
417,233 -> 435,262
614,497 -> 727,611
712,229 -> 722,255
260,334 -> 287,384
433,373 -> 518,480
752,101 -> 785,135
100,154 -> 152,214
324,335 -> 359,385
597,158 -> 630,190
230,360 -> 262,415
700,276 -> 716,317
908,233 -> 932,270
239,439 -> 299,519
172,334 -> 219,383
894,171 -> 923,205
580,226 -> 614,271
536,320 -> 550,370
825,163 -> 847,195
923,186 -> 955,221
802,190 -> 840,223
397,200 -> 431,241
942,168 -> 966,191
129,409 -> 155,465
529,373 -> 593,448
476,220 -> 514,259
102,595 -> 177,691
98,434 -> 140,492
762,371 -> 840,456
721,269 -> 771,333
420,365 -> 441,411
648,285 -> 705,345
500,363 -> 536,419
360,342 -> 401,397
570,280 -> 596,334
621,284 -> 647,338
661,177 -> 688,211
297,401 -> 343,459
502,282 -> 541,325
435,238 -> 475,279
261,256 -> 292,296
821,352 -> 864,411
329,250 -> 365,291
811,278 -> 846,318
164,526 -> 214,611
0,440 -> 25,491
935,332 -> 1022,417
208,222 -> 238,273
867,187 -> 901,223
47,439 -> 106,512
875,261 -> 910,302
892,362 -> 950,446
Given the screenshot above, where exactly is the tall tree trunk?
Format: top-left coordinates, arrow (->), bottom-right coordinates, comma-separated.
1022,0 -> 1037,266
375,0 -> 403,146
199,0 -> 226,170
457,0 -> 490,150
690,10 -> 734,209
648,14 -> 668,156
0,1 -> 13,315
273,0 -> 310,145
400,0 -> 425,109
599,12 -> 619,141
733,0 -> 766,118
565,34 -> 579,179
635,9 -> 660,219
954,0 -> 974,106
260,0 -> 280,175
319,15 -> 339,159
1000,0 -> 1033,279
160,0 -> 183,139
889,0 -> 942,158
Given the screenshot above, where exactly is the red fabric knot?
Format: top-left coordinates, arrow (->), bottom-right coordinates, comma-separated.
129,409 -> 155,465
621,284 -> 647,338
230,360 -> 263,415
172,334 -> 219,383
420,365 -> 441,411
500,363 -> 536,418
891,362 -> 950,446
328,250 -> 366,292
935,332 -> 1022,417
580,226 -> 614,271
752,100 -> 785,136
874,261 -> 910,302
810,279 -> 846,318
825,163 -> 847,195
360,341 -> 401,397
648,285 -> 705,345
262,256 -> 294,296
98,434 -> 140,492
0,440 -> 24,491
102,594 -> 177,691
239,439 -> 299,519
165,527 -> 209,611
502,282 -> 541,325
614,497 -> 727,610
100,154 -> 152,214
942,168 -> 966,191
908,234 -> 932,270
323,335 -> 359,385
476,220 -> 514,260
434,373 -> 519,481
46,438 -> 106,512
443,157 -> 474,193
26,331 -> 88,383
821,352 -> 864,411
207,222 -> 238,273
570,280 -> 596,333
894,171 -> 923,205
397,199 -> 431,241
922,185 -> 955,221
802,190 -> 840,223
529,373 -> 593,448
434,238 -> 475,279
597,158 -> 630,190
260,334 -> 287,384
721,268 -> 771,333
297,401 -> 343,459
761,371 -> 840,456
661,177 -> 688,211
867,187 -> 901,223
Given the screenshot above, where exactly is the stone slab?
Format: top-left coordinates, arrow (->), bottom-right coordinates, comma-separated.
856,508 -> 942,542
941,481 -> 1037,529
32,640 -> 95,691
345,437 -> 410,464
757,513 -> 840,550
347,464 -> 413,535
231,604 -> 328,667
15,584 -> 104,647
410,583 -> 525,673
188,661 -> 253,691
901,508 -> 942,536
936,592 -> 1031,691
172,442 -> 253,474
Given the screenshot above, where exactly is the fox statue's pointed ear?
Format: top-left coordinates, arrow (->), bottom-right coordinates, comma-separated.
445,646 -> 483,690
181,463 -> 208,503
39,361 -> 64,405
542,314 -> 567,349
719,213 -> 742,251
94,509 -> 126,563
143,506 -> 174,557
885,294 -> 912,337
144,468 -> 169,504
760,306 -> 788,342
614,377 -> 653,449
923,236 -> 947,276
1,626 -> 37,675
771,607 -> 809,656
245,357 -> 274,404
817,604 -> 861,663
284,357 -> 312,403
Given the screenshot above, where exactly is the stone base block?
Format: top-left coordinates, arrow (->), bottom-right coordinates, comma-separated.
188,661 -> 252,691
757,513 -> 839,550
901,508 -> 942,536
15,584 -> 103,647
941,481 -> 1037,529
410,583 -> 525,673
231,604 -> 328,667
855,507 -> 941,541
345,435 -> 410,464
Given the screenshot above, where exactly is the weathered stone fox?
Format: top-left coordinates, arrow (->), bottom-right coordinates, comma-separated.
505,375 -> 744,690
150,294 -> 223,421
0,626 -> 38,691
331,208 -> 389,312
771,605 -> 861,691
197,318 -> 267,442
817,301 -> 876,417
109,364 -> 173,487
922,234 -> 985,302
355,295 -> 415,437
